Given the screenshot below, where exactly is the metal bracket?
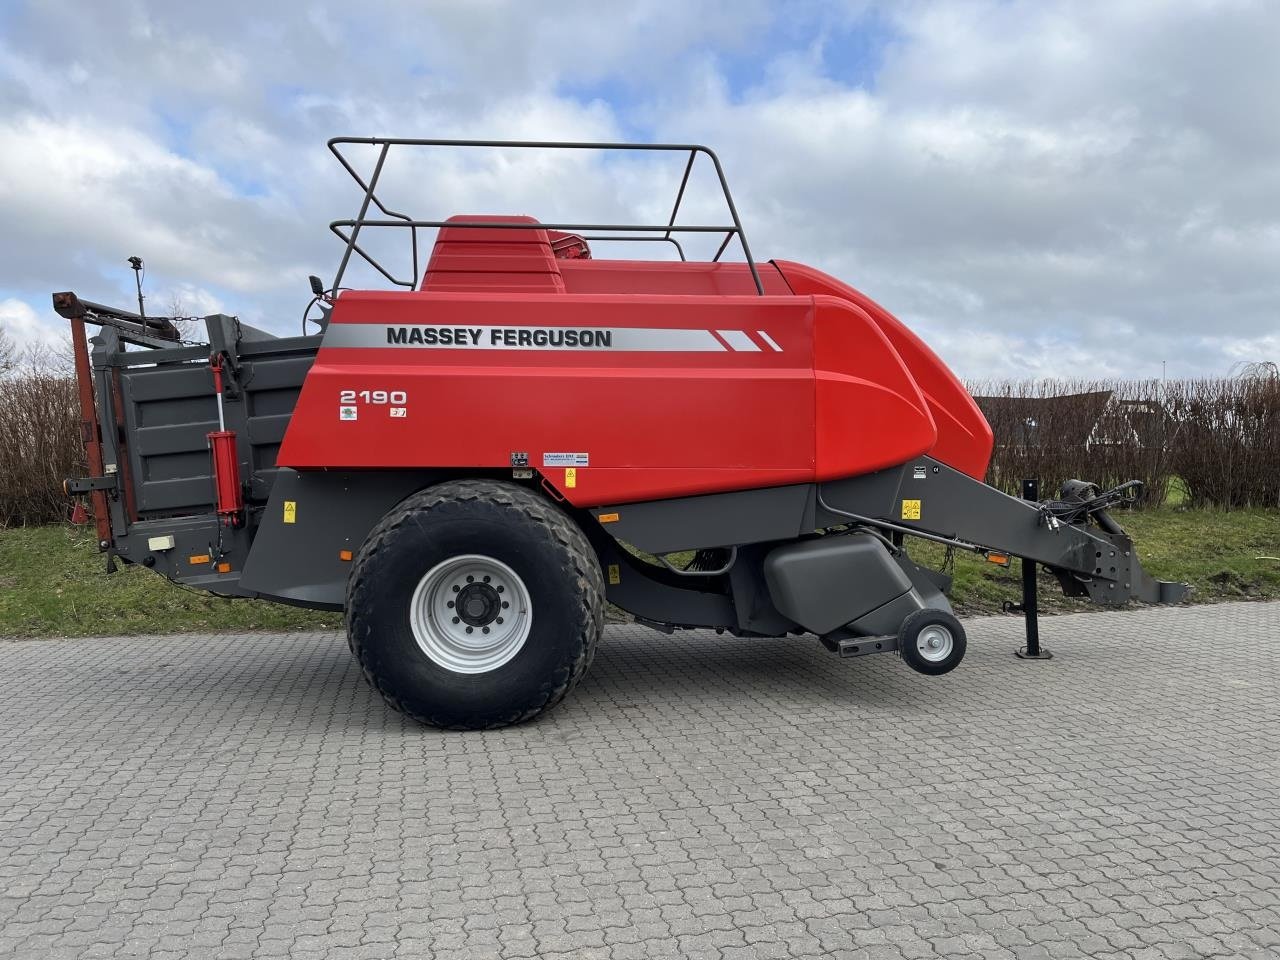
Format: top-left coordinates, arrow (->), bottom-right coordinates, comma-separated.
834,635 -> 898,658
658,546 -> 738,577
63,475 -> 118,495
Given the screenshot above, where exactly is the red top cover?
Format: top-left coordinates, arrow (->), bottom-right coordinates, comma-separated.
278,225 -> 992,504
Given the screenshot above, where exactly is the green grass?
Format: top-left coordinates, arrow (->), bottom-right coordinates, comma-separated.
2,509 -> 1278,638
910,506 -> 1280,616
0,525 -> 342,638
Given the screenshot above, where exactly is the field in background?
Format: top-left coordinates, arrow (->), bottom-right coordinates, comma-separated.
0,525 -> 341,638
3,512 -> 1277,638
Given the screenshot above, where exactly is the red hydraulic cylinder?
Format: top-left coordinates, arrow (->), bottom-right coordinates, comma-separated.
208,429 -> 243,524
208,355 -> 244,526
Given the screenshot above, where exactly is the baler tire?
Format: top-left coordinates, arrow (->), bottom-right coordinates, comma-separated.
346,479 -> 604,730
898,608 -> 967,676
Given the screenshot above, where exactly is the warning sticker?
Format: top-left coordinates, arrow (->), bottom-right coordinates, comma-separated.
565,467 -> 577,488
607,564 -> 621,585
543,452 -> 589,467
913,465 -> 927,480
283,500 -> 297,524
901,499 -> 922,520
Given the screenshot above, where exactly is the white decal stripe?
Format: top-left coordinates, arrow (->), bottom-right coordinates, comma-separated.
322,323 -> 727,351
757,330 -> 783,352
716,329 -> 760,352
611,328 -> 726,351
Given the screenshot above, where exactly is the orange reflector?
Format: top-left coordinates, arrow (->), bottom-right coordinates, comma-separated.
339,549 -> 354,561
598,512 -> 620,524
986,552 -> 1011,567
188,554 -> 211,565
217,562 -> 232,573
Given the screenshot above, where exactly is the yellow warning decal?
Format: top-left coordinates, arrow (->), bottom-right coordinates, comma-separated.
283,500 -> 297,524
598,512 -> 619,523
607,564 -> 621,585
901,499 -> 922,521
565,467 -> 577,489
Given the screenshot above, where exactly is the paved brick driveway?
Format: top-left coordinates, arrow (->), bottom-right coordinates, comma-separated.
1,601 -> 1278,959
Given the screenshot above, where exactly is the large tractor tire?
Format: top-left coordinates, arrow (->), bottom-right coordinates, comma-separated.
347,480 -> 605,729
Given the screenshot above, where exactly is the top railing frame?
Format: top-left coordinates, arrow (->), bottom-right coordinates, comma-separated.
326,137 -> 765,295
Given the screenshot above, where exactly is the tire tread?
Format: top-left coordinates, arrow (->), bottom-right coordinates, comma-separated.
346,480 -> 604,729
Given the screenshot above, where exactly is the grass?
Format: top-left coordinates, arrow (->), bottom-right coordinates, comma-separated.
910,506 -> 1280,616
0,525 -> 341,638
1,508 -> 1278,638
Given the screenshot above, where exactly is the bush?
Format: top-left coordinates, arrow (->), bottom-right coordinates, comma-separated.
970,377 -> 1280,509
0,370 -> 85,526
969,379 -> 1174,506
1164,377 -> 1280,509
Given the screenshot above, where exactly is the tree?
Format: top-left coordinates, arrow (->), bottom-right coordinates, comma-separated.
1228,360 -> 1279,380
0,321 -> 14,376
165,293 -> 201,343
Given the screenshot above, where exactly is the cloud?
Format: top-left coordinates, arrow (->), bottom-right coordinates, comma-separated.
0,0 -> 1276,377
0,297 -> 68,353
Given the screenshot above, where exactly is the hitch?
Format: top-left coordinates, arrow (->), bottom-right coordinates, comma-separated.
1042,479 -> 1143,527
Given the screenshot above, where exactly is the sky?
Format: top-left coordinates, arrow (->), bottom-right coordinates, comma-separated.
1,0 -> 1277,379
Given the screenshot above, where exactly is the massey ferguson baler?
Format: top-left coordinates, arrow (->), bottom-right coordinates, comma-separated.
56,138 -> 1185,729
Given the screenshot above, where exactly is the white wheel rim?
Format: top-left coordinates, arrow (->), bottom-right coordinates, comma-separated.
409,554 -> 532,674
916,624 -> 954,663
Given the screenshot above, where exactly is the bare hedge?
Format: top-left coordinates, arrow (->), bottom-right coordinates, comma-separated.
1162,377 -> 1280,509
0,371 -> 1276,526
0,372 -> 85,526
970,377 -> 1280,509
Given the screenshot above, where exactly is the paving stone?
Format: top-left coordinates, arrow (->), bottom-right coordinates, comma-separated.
1,601 -> 1278,958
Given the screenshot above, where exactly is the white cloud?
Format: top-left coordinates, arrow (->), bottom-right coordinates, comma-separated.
0,297 -> 67,353
0,0 -> 1276,378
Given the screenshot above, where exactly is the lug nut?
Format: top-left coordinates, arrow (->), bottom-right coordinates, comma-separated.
451,616 -> 460,624
483,575 -> 491,583
447,600 -> 454,608
497,585 -> 504,593
482,627 -> 490,635
452,585 -> 460,593
502,601 -> 509,609
466,626 -> 473,634
466,575 -> 474,583
496,617 -> 504,624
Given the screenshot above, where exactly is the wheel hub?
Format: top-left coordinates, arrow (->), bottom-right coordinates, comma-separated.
456,582 -> 501,626
916,624 -> 954,662
409,554 -> 532,674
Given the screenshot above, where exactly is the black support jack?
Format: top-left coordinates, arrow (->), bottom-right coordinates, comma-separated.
1011,478 -> 1053,660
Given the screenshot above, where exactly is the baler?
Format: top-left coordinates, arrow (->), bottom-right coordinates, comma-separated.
56,138 -> 1185,729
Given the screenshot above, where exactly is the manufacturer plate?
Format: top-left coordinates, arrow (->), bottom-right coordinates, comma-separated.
543,452 -> 589,467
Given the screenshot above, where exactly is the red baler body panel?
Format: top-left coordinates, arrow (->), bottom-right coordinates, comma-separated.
774,261 -> 994,480
278,224 -> 992,504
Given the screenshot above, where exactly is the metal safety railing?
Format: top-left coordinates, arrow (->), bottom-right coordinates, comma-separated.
327,137 -> 765,294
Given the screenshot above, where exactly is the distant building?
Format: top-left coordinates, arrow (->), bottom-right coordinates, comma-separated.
972,390 -> 1168,449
